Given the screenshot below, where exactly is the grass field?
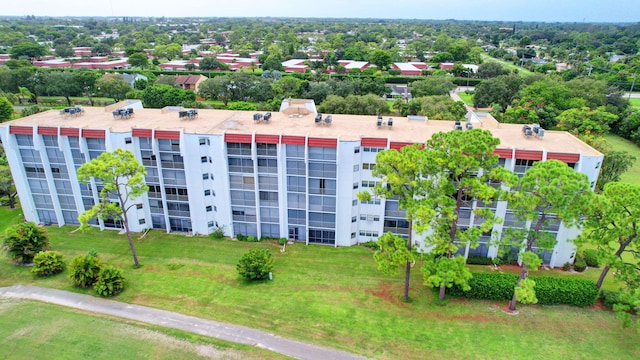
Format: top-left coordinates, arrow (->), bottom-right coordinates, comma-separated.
629,98 -> 640,109
0,299 -> 284,360
604,133 -> 640,185
481,54 -> 533,75
457,91 -> 474,106
0,211 -> 637,359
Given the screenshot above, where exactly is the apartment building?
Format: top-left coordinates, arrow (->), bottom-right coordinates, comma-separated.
0,100 -> 603,267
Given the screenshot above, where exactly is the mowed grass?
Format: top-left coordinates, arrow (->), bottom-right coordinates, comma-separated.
457,91 -> 475,106
0,299 -> 285,360
603,133 -> 640,185
629,98 -> 640,109
1,222 -> 637,360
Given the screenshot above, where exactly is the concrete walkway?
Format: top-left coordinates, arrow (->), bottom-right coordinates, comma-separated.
0,285 -> 369,360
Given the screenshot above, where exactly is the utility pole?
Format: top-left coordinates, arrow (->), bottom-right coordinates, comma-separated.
629,74 -> 637,99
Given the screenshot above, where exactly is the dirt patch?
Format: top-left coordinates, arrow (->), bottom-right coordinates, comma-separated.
365,283 -> 407,307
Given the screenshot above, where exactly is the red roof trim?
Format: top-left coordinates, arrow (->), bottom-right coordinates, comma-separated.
154,130 -> 180,140
308,137 -> 337,148
224,133 -> 252,143
389,141 -> 414,150
547,152 -> 580,163
60,128 -> 80,137
132,128 -> 152,138
281,135 -> 305,145
494,148 -> 513,159
514,149 -> 543,161
81,129 -> 106,139
255,134 -> 279,144
9,126 -> 33,135
37,127 -> 58,135
361,137 -> 388,147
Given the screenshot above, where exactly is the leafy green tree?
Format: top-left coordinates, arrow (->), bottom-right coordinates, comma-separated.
45,71 -> 82,107
127,52 -> 149,69
410,77 -> 456,97
446,39 -> 471,62
420,129 -> 514,301
77,149 -> 148,267
94,265 -> 125,297
69,251 -> 102,288
369,49 -> 393,70
416,96 -> 467,120
54,44 -> 74,58
199,56 -> 228,71
2,222 -> 50,264
10,41 -> 47,59
579,135 -> 636,192
75,69 -> 100,106
503,160 -> 591,311
583,182 -> 640,289
477,61 -> 509,79
96,74 -> 132,102
0,164 -> 17,208
557,106 -> 618,135
31,250 -> 66,277
237,248 -> 274,281
141,84 -> 196,108
91,43 -> 112,56
0,96 -> 13,121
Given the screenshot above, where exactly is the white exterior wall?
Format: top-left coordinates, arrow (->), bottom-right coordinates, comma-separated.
335,141 -> 358,246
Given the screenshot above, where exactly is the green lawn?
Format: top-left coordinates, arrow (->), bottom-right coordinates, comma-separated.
629,98 -> 640,109
457,91 -> 474,106
481,54 -> 533,75
603,133 -> 640,185
0,299 -> 284,360
0,220 -> 637,359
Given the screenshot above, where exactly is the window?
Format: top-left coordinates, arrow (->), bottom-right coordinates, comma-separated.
595,161 -> 601,169
352,216 -> 357,223
138,219 -> 146,224
203,173 -> 209,180
125,137 -> 132,144
214,206 -> 217,211
351,232 -> 356,239
206,205 -> 212,212
353,182 -> 359,189
353,164 -> 359,172
208,221 -> 215,227
204,189 -> 211,196
354,146 -> 360,153
199,137 -> 209,145
352,199 -> 357,206
362,163 -> 376,170
136,203 -> 143,210
201,156 -> 208,163
359,230 -> 379,237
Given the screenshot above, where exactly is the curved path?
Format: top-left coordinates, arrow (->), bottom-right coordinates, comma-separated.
0,285 -> 368,360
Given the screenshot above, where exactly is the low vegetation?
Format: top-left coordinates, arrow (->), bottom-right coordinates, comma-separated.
0,221 -> 637,359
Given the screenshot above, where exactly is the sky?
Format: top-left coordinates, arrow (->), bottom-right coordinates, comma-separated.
0,0 -> 638,23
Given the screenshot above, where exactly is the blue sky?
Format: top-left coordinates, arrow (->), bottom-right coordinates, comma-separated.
1,0 -> 638,23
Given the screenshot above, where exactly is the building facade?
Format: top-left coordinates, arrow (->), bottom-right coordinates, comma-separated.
0,102 -> 603,267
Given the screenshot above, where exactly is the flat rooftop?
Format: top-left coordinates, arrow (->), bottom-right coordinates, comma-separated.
3,106 -> 601,156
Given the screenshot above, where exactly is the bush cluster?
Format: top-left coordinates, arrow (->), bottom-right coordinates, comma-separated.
236,234 -> 260,242
573,256 -> 587,272
69,251 -> 125,297
582,249 -> 599,267
31,251 -> 66,277
446,271 -> 598,307
466,255 -> 494,265
237,248 -> 274,281
599,290 -> 637,313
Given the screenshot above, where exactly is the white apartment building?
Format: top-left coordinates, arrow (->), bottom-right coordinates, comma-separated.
0,100 -> 603,267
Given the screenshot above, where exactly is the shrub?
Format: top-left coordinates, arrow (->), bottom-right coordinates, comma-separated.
2,222 -> 50,264
447,272 -> 599,307
94,265 -> 125,297
236,234 -> 247,241
237,248 -> 274,281
69,252 -> 103,288
582,249 -> 599,267
21,105 -> 43,117
447,272 -> 518,300
247,235 -> 258,242
278,237 -> 288,246
227,101 -> 257,111
562,262 -> 571,271
531,276 -> 598,307
211,226 -> 225,239
466,255 -> 494,265
31,251 -> 66,277
361,241 -> 379,250
574,256 -> 587,272
600,290 -> 623,308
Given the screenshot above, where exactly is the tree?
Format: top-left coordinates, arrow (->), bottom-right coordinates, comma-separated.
477,61 -> 509,79
583,182 -> 640,289
358,144 -> 430,301
0,96 -> 13,121
237,248 -> 274,281
96,74 -> 132,102
503,160 -> 591,311
46,71 -> 82,107
420,129 -> 514,301
2,222 -> 50,264
199,56 -> 227,71
369,49 -> 393,70
410,77 -> 456,97
54,44 -> 74,58
127,52 -> 149,69
0,164 -> 17,208
557,106 -> 618,135
77,149 -> 148,267
75,69 -> 100,106
10,41 -> 47,59
141,84 -> 196,108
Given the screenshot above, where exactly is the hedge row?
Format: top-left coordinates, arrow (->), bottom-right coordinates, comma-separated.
445,272 -> 598,307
